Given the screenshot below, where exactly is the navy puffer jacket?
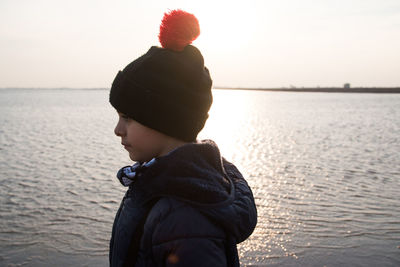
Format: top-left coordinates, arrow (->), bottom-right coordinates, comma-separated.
109,140 -> 257,266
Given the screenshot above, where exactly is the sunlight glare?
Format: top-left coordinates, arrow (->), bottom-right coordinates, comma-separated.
185,1 -> 259,53
199,90 -> 251,161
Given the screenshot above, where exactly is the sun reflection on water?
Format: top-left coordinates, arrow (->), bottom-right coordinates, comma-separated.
198,89 -> 252,161
199,89 -> 306,264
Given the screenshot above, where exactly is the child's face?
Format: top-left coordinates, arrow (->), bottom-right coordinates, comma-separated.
114,112 -> 170,163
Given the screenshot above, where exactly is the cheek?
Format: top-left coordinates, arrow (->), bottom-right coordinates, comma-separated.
126,125 -> 146,143
127,128 -> 160,152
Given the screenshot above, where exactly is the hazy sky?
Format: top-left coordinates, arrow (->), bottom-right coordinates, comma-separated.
1,0 -> 399,88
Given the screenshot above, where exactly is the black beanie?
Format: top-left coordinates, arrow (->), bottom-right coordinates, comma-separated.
109,10 -> 213,142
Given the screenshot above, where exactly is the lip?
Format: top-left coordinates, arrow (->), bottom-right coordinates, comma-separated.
121,143 -> 130,148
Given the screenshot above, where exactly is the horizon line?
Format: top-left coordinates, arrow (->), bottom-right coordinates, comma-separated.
1,85 -> 400,90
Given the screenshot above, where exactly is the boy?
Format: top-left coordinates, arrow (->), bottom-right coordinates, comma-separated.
109,10 -> 257,266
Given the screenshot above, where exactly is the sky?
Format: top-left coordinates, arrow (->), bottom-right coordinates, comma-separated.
0,0 -> 399,88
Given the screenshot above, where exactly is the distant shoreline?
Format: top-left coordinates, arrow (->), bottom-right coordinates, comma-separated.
2,87 -> 400,94
214,87 -> 400,93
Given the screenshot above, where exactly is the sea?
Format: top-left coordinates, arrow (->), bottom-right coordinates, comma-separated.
0,88 -> 399,266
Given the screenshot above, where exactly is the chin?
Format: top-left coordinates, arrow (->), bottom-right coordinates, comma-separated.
129,154 -> 146,163
128,153 -> 138,162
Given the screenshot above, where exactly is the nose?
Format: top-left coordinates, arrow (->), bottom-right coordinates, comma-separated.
114,118 -> 124,137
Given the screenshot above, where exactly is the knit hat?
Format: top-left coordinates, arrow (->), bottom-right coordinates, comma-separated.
110,10 -> 213,142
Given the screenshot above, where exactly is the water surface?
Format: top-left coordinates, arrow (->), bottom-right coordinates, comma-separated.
0,89 -> 399,266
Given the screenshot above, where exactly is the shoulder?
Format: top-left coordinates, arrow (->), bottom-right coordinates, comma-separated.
144,198 -> 226,244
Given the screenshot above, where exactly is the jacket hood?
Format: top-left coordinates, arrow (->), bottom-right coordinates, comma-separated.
123,139 -> 257,243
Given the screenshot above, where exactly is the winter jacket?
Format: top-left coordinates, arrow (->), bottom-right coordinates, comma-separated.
109,140 -> 257,266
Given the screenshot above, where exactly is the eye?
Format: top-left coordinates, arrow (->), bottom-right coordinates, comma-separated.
119,113 -> 131,121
